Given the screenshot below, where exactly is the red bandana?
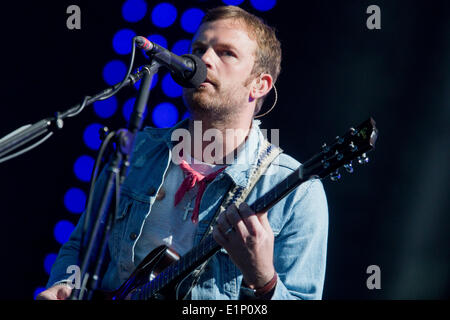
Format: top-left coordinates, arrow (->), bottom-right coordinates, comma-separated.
174,160 -> 226,223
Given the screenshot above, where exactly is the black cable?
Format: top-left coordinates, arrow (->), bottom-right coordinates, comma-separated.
64,95 -> 91,119
80,130 -> 116,259
97,37 -> 138,101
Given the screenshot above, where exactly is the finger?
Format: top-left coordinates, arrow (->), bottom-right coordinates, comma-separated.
257,210 -> 272,231
225,203 -> 248,238
216,207 -> 234,236
238,202 -> 264,236
212,225 -> 227,246
56,286 -> 72,300
35,292 -> 53,300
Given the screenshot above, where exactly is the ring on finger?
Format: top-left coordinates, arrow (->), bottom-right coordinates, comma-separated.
224,227 -> 234,235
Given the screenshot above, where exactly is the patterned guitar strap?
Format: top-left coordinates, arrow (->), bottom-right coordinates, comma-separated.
177,138 -> 283,300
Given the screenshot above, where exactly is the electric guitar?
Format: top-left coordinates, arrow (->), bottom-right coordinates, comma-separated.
94,117 -> 378,300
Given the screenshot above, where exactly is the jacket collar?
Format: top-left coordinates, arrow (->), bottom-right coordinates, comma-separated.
142,118 -> 266,188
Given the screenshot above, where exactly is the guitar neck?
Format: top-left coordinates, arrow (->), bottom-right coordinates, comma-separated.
132,117 -> 377,300
137,166 -> 309,300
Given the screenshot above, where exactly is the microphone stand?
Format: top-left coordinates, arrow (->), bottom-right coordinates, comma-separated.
0,69 -> 147,162
71,60 -> 162,300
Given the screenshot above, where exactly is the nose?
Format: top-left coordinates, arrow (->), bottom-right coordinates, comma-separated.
199,47 -> 215,70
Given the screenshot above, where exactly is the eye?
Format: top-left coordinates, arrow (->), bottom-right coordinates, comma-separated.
192,47 -> 205,55
220,50 -> 236,58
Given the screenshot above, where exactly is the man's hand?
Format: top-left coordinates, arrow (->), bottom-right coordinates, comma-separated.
36,284 -> 72,300
212,202 -> 275,289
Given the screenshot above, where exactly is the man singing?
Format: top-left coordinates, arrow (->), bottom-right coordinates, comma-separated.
38,5 -> 328,300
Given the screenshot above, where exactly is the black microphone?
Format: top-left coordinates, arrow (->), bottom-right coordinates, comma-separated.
135,36 -> 207,88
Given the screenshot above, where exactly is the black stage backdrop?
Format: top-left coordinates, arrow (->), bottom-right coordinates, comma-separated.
0,0 -> 448,300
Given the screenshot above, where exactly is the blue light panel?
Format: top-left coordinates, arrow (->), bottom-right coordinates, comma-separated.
181,8 -> 205,34
171,39 -> 191,56
152,102 -> 179,128
54,220 -> 75,245
122,0 -> 147,22
83,123 -> 103,150
64,187 -> 86,214
102,60 -> 127,86
221,0 -> 245,5
112,29 -> 137,55
73,155 -> 95,183
147,34 -> 168,48
151,3 -> 178,28
250,0 -> 277,11
93,96 -> 118,119
162,73 -> 182,98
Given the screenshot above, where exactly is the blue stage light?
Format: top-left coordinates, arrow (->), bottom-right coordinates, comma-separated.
73,155 -> 95,183
83,123 -> 103,150
93,96 -> 118,119
182,110 -> 190,120
44,253 -> 57,275
222,0 -> 245,5
64,187 -> 86,214
162,73 -> 182,98
122,0 -> 147,22
122,97 -> 135,122
171,39 -> 191,56
151,3 -> 178,28
122,97 -> 149,123
112,29 -> 136,55
181,8 -> 205,34
54,220 -> 75,245
147,34 -> 168,48
250,0 -> 277,11
152,102 -> 179,128
102,60 -> 127,86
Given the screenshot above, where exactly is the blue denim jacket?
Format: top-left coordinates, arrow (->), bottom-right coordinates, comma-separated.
47,119 -> 329,300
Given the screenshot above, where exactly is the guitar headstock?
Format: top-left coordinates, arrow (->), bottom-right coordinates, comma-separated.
302,117 -> 378,181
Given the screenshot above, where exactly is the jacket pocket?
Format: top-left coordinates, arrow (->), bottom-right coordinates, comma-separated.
115,200 -> 133,220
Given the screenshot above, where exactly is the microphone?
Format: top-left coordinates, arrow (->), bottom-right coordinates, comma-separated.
135,36 -> 207,88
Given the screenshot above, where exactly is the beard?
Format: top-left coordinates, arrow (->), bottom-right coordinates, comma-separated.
182,76 -> 251,120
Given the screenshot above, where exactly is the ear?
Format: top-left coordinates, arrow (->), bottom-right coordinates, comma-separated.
249,73 -> 273,101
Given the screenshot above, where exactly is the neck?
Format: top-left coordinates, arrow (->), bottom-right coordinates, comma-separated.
187,113 -> 253,165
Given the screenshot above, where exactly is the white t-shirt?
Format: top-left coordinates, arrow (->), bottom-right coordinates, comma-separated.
133,154 -> 225,266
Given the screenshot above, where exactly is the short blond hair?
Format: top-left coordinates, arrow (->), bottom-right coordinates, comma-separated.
200,6 -> 282,113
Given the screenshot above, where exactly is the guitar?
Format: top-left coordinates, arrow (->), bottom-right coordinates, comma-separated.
94,117 -> 378,300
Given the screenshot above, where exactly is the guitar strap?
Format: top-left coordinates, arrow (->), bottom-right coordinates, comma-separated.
177,137 -> 283,300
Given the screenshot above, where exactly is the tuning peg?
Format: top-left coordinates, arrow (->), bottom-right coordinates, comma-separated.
322,143 -> 330,153
357,153 -> 369,164
349,141 -> 358,152
321,159 -> 330,169
349,127 -> 357,136
330,170 -> 341,181
344,161 -> 354,173
335,136 -> 344,144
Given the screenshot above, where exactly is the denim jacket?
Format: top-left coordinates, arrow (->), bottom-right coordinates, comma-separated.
47,119 -> 329,300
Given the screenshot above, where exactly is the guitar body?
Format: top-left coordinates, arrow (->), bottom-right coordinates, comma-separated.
94,245 -> 180,300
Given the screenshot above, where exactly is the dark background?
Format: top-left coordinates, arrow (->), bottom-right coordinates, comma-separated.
0,0 -> 448,300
